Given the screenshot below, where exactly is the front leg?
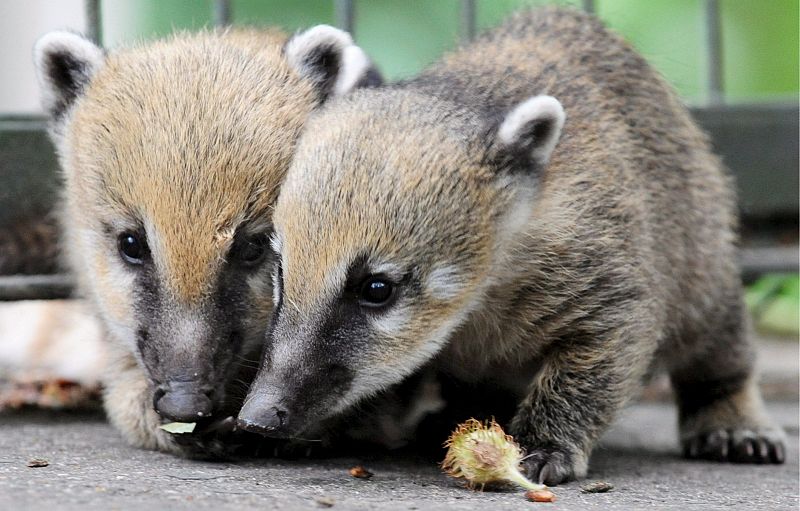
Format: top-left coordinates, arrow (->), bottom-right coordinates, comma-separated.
510,329 -> 654,485
102,349 -> 183,454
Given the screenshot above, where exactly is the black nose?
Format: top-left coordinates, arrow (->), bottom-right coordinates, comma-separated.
237,398 -> 289,437
153,382 -> 214,422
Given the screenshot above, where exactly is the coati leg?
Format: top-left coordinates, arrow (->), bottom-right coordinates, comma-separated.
510,328 -> 654,485
102,346 -> 182,454
669,296 -> 786,464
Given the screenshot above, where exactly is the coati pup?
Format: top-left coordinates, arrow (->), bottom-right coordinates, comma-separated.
33,25 -> 380,456
238,7 -> 786,482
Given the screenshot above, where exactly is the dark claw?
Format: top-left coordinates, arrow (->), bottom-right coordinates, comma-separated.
754,438 -> 769,462
522,446 -> 575,486
730,435 -> 755,463
683,428 -> 786,465
772,442 -> 786,464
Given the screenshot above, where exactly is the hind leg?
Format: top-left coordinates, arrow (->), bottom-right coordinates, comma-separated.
670,298 -> 785,464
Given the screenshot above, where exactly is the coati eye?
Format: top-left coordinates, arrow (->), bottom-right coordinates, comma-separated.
118,232 -> 148,265
230,233 -> 269,267
359,276 -> 394,308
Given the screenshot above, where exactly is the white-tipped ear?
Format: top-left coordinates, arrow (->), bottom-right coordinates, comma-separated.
285,25 -> 382,99
497,95 -> 565,166
34,31 -> 104,122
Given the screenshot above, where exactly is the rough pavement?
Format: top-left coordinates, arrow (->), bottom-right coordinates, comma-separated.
1,400 -> 797,511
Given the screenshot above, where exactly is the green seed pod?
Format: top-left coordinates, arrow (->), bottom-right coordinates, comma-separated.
442,418 -> 547,492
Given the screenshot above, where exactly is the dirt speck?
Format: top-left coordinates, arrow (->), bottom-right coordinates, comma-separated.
581,481 -> 614,493
349,465 -> 373,479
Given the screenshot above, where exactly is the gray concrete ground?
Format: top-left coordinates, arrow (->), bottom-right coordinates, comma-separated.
0,399 -> 797,511
1,336 -> 797,510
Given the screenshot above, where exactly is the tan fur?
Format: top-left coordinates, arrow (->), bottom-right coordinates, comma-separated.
247,7 -> 785,481
36,26 -> 378,455
66,29 -> 314,306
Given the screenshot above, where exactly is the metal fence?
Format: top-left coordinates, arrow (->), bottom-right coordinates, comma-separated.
0,0 -> 796,300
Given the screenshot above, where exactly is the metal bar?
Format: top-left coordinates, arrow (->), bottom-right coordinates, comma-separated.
85,0 -> 102,45
334,0 -> 355,35
460,0 -> 476,42
740,247 -> 800,284
0,275 -> 74,301
704,0 -> 724,105
213,0 -> 232,27
582,0 -> 595,14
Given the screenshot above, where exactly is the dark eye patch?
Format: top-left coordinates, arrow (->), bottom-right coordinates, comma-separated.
229,231 -> 271,268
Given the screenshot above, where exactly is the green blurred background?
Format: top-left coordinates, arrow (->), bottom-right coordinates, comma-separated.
100,0 -> 799,104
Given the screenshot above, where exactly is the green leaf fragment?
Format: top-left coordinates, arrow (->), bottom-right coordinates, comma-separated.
159,422 -> 196,434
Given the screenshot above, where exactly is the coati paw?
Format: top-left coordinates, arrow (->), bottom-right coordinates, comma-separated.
682,428 -> 786,464
522,445 -> 587,486
166,416 -> 238,460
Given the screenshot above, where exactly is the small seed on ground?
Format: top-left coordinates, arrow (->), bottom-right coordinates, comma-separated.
525,489 -> 556,502
581,481 -> 614,493
349,465 -> 373,479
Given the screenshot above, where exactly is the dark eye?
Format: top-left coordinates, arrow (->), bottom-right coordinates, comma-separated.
118,232 -> 148,265
359,277 -> 394,308
231,233 -> 269,267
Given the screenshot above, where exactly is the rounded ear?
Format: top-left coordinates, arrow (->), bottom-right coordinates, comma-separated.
34,31 -> 104,125
284,25 -> 382,100
496,95 -> 565,168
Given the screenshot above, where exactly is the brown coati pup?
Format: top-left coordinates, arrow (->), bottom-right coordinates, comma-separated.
237,7 -> 786,482
33,25 -> 380,456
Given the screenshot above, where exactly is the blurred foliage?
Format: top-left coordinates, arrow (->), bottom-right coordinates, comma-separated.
100,0 -> 799,103
746,274 -> 800,337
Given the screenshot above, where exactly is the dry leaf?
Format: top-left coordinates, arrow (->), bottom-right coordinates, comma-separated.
159,422 -> 196,434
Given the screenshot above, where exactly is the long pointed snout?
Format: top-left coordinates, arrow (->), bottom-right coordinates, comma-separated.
237,393 -> 294,438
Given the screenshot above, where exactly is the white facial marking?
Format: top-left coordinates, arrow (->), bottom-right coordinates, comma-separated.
371,304 -> 410,336
269,233 -> 283,254
426,265 -> 465,300
372,262 -> 404,281
498,95 -> 565,165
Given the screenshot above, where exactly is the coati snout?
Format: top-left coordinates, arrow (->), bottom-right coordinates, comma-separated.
153,382 -> 214,423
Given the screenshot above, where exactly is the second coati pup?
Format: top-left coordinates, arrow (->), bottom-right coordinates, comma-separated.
238,8 -> 786,482
33,25 -> 380,456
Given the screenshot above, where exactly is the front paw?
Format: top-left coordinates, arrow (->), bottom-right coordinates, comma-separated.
682,427 -> 786,464
522,444 -> 587,486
